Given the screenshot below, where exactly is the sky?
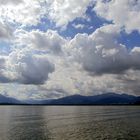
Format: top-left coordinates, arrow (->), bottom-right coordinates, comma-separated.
0,0 -> 140,100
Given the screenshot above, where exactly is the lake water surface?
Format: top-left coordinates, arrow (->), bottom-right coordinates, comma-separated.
0,106 -> 140,140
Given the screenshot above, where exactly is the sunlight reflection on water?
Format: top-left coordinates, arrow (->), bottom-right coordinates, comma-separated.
0,106 -> 140,140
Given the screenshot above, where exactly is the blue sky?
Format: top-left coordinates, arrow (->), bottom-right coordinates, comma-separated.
26,5 -> 112,38
0,0 -> 140,100
119,31 -> 140,49
25,4 -> 140,49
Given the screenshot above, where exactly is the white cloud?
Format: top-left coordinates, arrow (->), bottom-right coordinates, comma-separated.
0,28 -> 66,86
0,22 -> 12,39
0,56 -> 14,83
0,0 -> 93,28
0,23 -> 140,100
0,25 -> 139,98
17,56 -> 54,85
0,0 -> 140,99
0,0 -> 23,5
94,0 -> 140,33
72,23 -> 85,29
69,24 -> 140,74
0,0 -> 45,26
15,29 -> 66,55
8,49 -> 55,85
48,0 -> 92,27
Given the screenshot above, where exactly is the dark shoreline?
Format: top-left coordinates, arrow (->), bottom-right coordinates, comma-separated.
0,104 -> 140,106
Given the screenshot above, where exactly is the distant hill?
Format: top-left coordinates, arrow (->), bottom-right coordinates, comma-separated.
0,93 -> 140,105
0,94 -> 21,104
48,93 -> 139,105
134,97 -> 140,105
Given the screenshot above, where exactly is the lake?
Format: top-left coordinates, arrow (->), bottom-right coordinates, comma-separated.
0,106 -> 140,140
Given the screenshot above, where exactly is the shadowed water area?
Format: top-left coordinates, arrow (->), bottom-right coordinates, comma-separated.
0,106 -> 140,140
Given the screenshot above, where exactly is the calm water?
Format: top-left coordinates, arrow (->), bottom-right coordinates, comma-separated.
0,106 -> 140,140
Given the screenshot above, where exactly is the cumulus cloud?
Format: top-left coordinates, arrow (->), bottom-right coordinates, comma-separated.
94,0 -> 140,33
48,0 -> 92,27
0,0 -> 93,28
8,50 -> 55,85
0,0 -> 45,26
1,24 -> 140,98
0,0 -> 140,99
0,28 -> 65,86
16,56 -> 54,85
15,29 -> 66,55
69,24 -> 140,74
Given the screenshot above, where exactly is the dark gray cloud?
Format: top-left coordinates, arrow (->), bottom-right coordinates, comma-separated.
0,75 -> 12,83
0,50 -> 55,85
15,54 -> 55,85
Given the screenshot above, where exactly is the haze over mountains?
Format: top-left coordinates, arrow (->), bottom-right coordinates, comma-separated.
0,94 -> 21,104
0,93 -> 140,105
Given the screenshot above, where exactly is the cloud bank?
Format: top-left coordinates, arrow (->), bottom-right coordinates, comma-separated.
0,0 -> 140,99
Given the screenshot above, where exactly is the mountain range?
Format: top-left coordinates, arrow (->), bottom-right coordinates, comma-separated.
0,94 -> 21,104
0,93 -> 140,105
